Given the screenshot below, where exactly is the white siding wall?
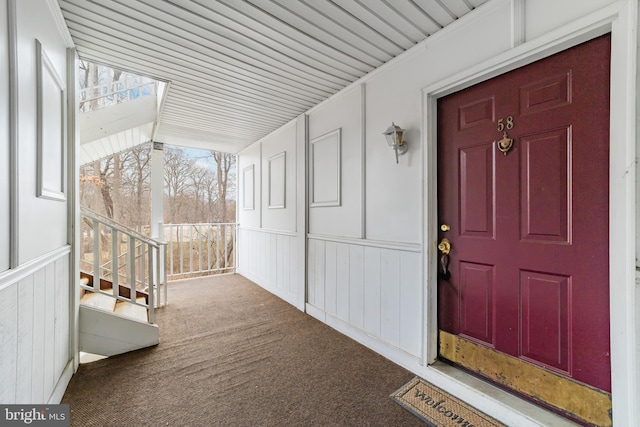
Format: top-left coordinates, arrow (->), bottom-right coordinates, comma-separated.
0,249 -> 71,403
0,0 -> 74,404
238,228 -> 298,307
307,238 -> 421,357
238,118 -> 305,308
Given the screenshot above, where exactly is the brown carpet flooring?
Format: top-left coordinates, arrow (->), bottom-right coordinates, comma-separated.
63,274 -> 425,426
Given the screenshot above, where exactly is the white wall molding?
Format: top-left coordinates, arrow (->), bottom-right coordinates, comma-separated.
267,151 -> 286,209
241,164 -> 255,210
45,0 -> 74,48
510,0 -> 526,47
238,226 -> 297,237
66,47 -> 80,372
307,233 -> 422,253
0,245 -> 70,292
8,0 -> 18,268
295,113 -> 307,311
309,128 -> 342,207
36,39 -> 67,202
360,83 -> 366,239
421,2 -> 637,425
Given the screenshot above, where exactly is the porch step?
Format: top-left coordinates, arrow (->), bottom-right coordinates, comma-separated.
114,298 -> 148,322
80,290 -> 117,312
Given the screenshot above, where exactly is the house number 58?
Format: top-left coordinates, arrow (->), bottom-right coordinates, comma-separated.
497,116 -> 514,131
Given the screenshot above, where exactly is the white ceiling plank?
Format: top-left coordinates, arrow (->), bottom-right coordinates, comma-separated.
239,0 -> 395,63
160,109 -> 278,134
273,0 -> 401,58
61,3 -> 346,93
140,0 -> 368,80
68,35 -> 312,116
104,0 -> 353,87
411,0 -> 456,27
60,0 -> 487,154
438,0 -> 473,17
329,0 -> 416,49
383,0 -> 443,35
190,0 -> 373,72
63,11 -> 334,101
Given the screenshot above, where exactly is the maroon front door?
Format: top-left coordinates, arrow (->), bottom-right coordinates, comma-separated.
437,35 -> 611,421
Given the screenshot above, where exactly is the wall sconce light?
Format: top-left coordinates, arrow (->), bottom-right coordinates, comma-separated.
383,122 -> 408,164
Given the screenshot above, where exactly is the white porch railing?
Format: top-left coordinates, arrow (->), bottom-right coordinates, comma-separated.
164,223 -> 237,279
80,209 -> 168,323
79,78 -> 157,112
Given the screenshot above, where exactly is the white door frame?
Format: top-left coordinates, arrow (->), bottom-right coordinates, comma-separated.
421,2 -> 638,425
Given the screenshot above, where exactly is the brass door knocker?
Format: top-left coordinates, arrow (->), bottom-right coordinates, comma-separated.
497,132 -> 513,155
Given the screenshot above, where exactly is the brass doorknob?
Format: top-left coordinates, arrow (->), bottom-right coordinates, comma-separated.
438,238 -> 451,255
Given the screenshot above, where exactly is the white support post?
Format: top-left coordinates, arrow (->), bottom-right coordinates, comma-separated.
151,142 -> 165,302
151,142 -> 164,240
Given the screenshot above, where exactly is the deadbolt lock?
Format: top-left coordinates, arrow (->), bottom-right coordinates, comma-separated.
440,224 -> 451,232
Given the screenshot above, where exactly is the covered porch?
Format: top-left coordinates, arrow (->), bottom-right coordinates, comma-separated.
63,274 -> 424,426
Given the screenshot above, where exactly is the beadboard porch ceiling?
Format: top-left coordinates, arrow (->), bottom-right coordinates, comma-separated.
59,0 -> 487,154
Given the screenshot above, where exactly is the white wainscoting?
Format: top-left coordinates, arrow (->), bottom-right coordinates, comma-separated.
238,227 -> 298,307
0,246 -> 72,404
307,236 -> 422,358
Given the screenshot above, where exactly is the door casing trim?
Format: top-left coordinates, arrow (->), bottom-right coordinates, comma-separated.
421,1 -> 637,425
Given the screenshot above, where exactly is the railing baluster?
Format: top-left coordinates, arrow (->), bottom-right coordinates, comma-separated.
160,222 -> 237,279
207,225 -> 211,273
148,242 -> 154,323
92,219 -> 100,290
163,243 -> 168,306
169,224 -> 174,276
233,223 -> 237,272
198,225 -> 203,274
189,225 -> 193,274
179,225 -> 184,275
112,229 -> 119,297
128,238 -> 136,300
216,224 -> 221,271
224,224 -> 229,271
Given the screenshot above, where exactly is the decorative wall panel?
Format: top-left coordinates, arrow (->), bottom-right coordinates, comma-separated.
36,40 -> 66,201
310,129 -> 341,207
242,164 -> 255,210
268,151 -> 286,209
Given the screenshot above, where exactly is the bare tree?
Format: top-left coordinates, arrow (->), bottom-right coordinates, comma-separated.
211,152 -> 235,223
164,148 -> 194,224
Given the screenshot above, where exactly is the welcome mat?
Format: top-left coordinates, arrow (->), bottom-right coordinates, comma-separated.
391,377 -> 507,427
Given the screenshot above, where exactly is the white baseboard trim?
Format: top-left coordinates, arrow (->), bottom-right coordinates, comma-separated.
305,303 -> 326,322
305,303 -> 421,370
305,303 -> 574,427
47,359 -> 74,404
238,272 -> 299,309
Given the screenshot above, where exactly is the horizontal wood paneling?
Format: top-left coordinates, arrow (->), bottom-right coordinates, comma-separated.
307,237 -> 422,357
238,227 -> 298,307
0,251 -> 71,404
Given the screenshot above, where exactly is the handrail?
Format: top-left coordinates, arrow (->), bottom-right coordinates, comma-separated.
80,81 -> 156,104
81,208 -> 164,247
80,211 -> 168,323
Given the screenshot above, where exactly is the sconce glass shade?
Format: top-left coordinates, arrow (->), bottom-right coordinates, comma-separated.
383,122 -> 408,163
